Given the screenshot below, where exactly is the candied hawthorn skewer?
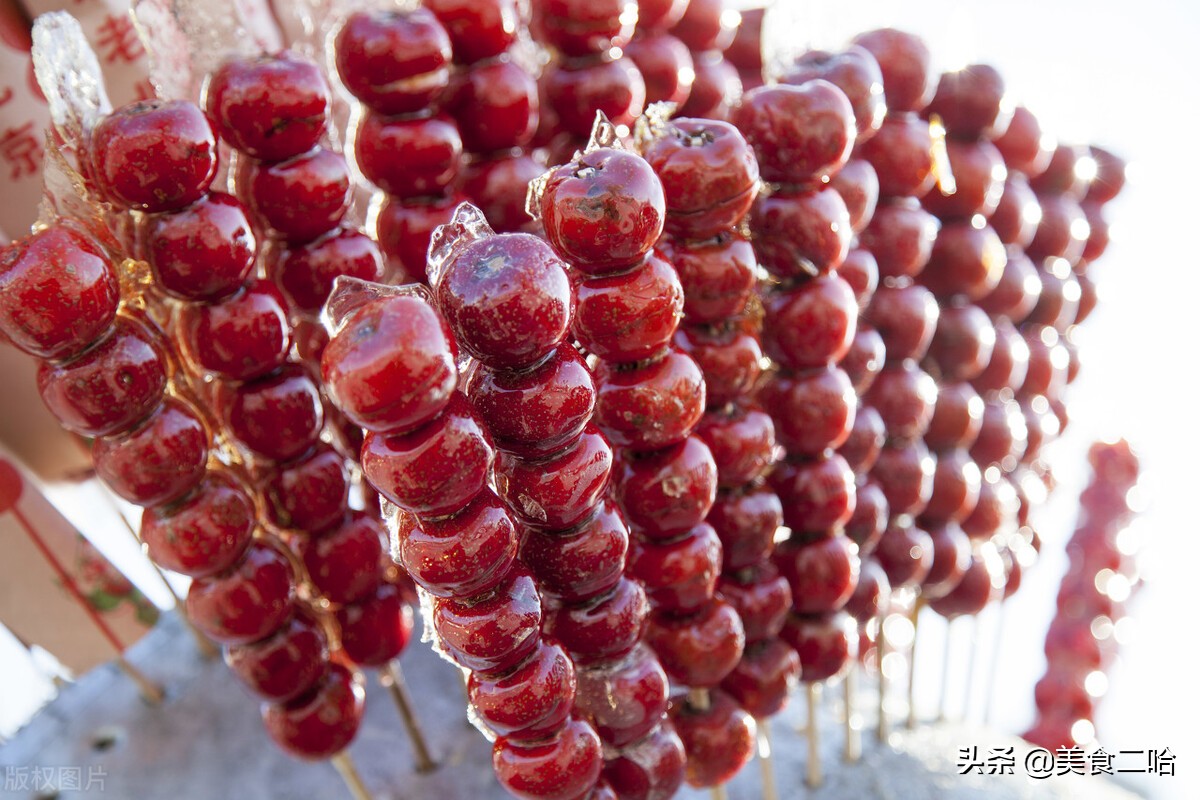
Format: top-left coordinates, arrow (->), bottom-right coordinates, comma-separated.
0,216 -> 362,759
321,279 -> 607,800
20,20 -> 368,757
733,61 -> 868,785
334,7 -> 461,283
427,203 -> 690,799
1024,440 -> 1140,751
530,0 -> 646,163
672,0 -> 742,121
778,41 -> 898,748
204,50 -> 435,769
84,92 -> 377,762
779,26 -> 964,740
532,124 -> 755,795
909,62 -> 1021,722
639,110 -> 799,796
1,223 -> 178,703
432,0 -> 547,235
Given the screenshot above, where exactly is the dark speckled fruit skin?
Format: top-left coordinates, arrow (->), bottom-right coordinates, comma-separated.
396,489 -> 518,599
519,500 -> 628,603
614,437 -> 718,541
37,317 -> 167,438
493,715 -> 604,800
537,148 -> 666,275
180,280 -> 292,382
361,393 -> 494,518
575,643 -> 669,749
90,99 -> 218,212
750,187 -> 852,279
669,688 -> 756,787
645,597 -> 745,688
262,445 -> 349,533
762,275 -> 857,371
544,577 -> 649,666
262,663 -> 365,760
0,225 -> 120,361
466,345 -> 596,458
93,399 -> 210,509
186,542 -> 296,646
207,52 -> 331,161
434,232 -> 572,370
246,148 -> 351,244
657,234 -> 756,326
432,566 -> 542,674
594,348 -> 705,453
642,118 -> 760,240
495,425 -> 613,530
147,192 -> 258,302
140,473 -> 255,579
470,639 -> 577,741
571,253 -> 684,363
627,523 -> 722,614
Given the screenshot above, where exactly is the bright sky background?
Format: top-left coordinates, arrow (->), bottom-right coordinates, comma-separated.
4,2 -> 1199,797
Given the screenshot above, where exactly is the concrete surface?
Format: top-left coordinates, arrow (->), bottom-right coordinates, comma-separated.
0,613 -> 1142,799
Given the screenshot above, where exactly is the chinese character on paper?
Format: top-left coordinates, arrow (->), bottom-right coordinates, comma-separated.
96,13 -> 145,64
0,123 -> 42,180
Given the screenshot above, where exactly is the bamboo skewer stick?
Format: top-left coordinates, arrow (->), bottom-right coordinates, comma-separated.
806,683 -> 823,788
331,752 -> 373,800
116,656 -> 164,705
876,611 -> 889,743
381,660 -> 437,773
962,616 -> 980,723
99,484 -> 218,659
759,718 -> 779,800
938,618 -> 954,722
983,602 -> 1007,726
844,665 -> 861,762
906,600 -> 922,729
